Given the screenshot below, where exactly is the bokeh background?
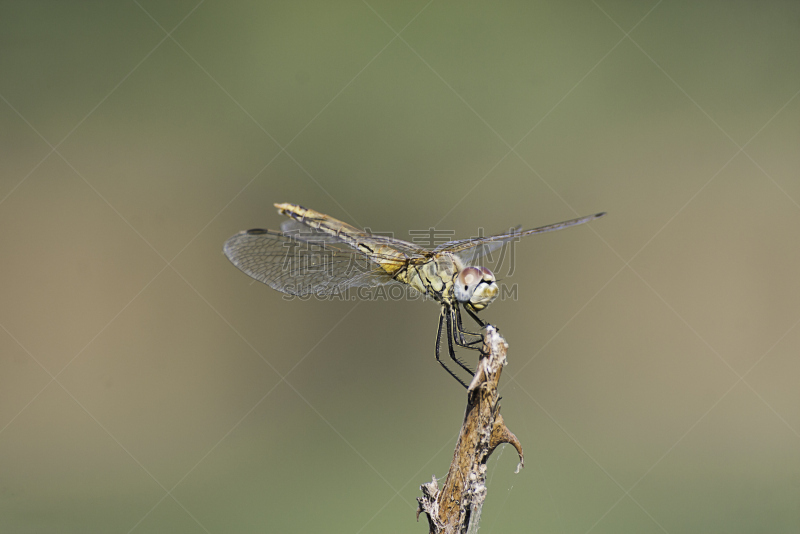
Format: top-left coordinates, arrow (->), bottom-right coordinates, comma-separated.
2,1 -> 799,532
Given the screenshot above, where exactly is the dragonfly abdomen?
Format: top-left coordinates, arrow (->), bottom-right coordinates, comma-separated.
274,202 -> 363,243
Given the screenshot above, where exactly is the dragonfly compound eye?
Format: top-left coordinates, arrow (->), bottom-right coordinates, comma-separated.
453,267 -> 498,310
469,267 -> 498,310
454,267 -> 483,303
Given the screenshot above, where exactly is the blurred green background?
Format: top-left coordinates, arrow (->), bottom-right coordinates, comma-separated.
2,1 -> 800,532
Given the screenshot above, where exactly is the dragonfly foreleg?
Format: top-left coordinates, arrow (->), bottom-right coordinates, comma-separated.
445,306 -> 475,377
453,304 -> 484,349
464,304 -> 487,329
435,310 -> 469,388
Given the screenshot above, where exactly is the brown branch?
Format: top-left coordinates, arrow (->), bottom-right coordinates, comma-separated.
417,326 -> 524,534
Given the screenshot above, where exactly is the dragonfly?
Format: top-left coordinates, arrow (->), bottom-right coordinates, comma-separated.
224,203 -> 605,387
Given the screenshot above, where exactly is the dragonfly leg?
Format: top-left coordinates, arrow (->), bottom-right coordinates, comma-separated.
465,305 -> 487,329
436,309 -> 468,388
445,306 -> 475,376
453,304 -> 483,349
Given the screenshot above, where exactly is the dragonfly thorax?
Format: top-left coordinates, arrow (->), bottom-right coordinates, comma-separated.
403,255 -> 499,311
453,266 -> 499,311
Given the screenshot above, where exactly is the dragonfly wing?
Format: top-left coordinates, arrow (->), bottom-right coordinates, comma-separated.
442,213 -> 606,265
223,229 -> 406,296
441,225 -> 523,264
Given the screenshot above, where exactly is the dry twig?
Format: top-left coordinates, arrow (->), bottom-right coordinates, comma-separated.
417,326 -> 524,533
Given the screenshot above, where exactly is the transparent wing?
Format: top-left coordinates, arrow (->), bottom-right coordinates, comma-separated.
439,212 -> 606,264
444,225 -> 522,265
223,229 -> 409,297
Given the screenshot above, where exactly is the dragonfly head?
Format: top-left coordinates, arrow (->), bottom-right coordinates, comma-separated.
454,266 -> 499,311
